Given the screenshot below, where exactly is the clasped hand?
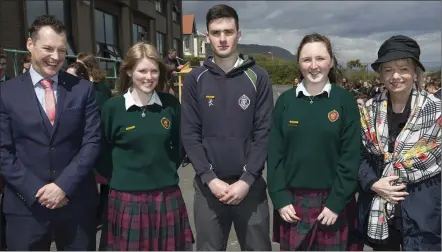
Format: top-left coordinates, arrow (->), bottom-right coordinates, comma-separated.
371,175 -> 408,204
278,205 -> 338,226
208,179 -> 250,205
36,183 -> 68,209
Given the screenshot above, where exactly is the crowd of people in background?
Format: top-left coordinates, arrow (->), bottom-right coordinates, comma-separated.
291,73 -> 441,108
0,3 -> 441,251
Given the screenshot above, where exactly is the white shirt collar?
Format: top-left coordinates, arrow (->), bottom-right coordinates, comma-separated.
296,79 -> 332,97
124,89 -> 162,110
29,65 -> 58,86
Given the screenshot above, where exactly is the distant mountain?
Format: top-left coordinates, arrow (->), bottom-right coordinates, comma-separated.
205,43 -> 296,62
237,44 -> 296,62
422,62 -> 441,72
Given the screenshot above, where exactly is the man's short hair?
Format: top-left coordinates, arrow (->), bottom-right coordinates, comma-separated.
168,48 -> 177,54
0,47 -> 5,59
206,4 -> 239,31
29,14 -> 66,41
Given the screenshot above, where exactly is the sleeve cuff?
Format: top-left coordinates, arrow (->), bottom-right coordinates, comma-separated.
25,181 -> 46,207
54,180 -> 72,198
324,192 -> 347,215
200,169 -> 217,185
365,179 -> 378,193
240,172 -> 256,186
269,190 -> 292,210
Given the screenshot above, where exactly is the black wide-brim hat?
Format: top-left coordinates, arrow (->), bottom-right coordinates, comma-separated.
371,35 -> 425,72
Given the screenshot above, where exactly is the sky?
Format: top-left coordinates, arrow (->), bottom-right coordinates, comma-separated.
182,1 -> 441,68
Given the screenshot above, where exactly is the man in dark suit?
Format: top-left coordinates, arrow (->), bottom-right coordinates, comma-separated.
0,15 -> 100,250
0,48 -> 6,252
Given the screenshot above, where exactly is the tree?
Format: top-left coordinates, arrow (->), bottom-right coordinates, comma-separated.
346,59 -> 363,70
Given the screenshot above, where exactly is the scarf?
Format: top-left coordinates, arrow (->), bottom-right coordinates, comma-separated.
360,87 -> 441,241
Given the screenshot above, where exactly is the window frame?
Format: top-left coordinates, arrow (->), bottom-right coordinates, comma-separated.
94,9 -> 118,47
26,0 -> 76,55
132,23 -> 148,44
172,0 -> 180,23
173,38 -> 180,56
156,31 -> 165,58
155,0 -> 165,14
94,9 -> 121,81
183,36 -> 190,51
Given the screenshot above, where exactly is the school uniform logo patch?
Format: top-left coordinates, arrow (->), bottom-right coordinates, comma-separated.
206,95 -> 215,107
161,117 -> 170,129
238,94 -> 250,110
288,120 -> 299,127
328,110 -> 339,122
126,126 -> 135,131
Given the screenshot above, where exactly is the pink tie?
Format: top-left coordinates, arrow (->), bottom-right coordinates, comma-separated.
40,79 -> 56,125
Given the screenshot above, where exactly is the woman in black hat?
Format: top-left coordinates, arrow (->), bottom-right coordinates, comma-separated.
357,35 -> 441,250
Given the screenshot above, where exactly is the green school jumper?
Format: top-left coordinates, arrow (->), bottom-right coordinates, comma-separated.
267,84 -> 361,214
94,81 -> 112,110
92,82 -> 111,174
97,91 -> 183,191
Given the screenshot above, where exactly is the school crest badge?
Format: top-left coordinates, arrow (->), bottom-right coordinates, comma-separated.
161,117 -> 170,129
238,94 -> 250,110
328,110 -> 339,122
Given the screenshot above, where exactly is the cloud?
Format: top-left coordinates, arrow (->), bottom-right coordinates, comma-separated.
183,1 -> 441,66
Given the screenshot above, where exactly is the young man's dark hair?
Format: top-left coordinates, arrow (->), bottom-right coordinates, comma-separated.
206,4 -> 239,31
29,14 -> 66,41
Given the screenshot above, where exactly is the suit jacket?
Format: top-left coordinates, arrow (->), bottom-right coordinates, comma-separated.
0,71 -> 101,219
0,76 -> 10,83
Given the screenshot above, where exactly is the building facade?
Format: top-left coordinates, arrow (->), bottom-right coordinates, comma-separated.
182,14 -> 206,58
0,0 -> 183,78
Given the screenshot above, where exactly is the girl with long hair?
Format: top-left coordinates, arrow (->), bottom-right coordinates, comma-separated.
97,42 -> 193,251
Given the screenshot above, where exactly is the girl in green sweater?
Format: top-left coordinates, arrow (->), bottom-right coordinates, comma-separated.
268,33 -> 362,251
97,43 -> 193,250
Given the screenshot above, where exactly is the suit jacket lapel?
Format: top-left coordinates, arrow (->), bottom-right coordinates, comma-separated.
22,73 -> 52,138
50,74 -> 67,142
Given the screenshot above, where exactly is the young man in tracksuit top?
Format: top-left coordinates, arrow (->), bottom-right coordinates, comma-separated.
181,4 -> 273,251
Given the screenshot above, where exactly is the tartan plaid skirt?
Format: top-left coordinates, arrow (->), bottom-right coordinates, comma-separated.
273,189 -> 363,251
100,186 -> 194,251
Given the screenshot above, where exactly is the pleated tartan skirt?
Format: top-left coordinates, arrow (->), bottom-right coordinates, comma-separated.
100,186 -> 194,251
273,189 -> 363,251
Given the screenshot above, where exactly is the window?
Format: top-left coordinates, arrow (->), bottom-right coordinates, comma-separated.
173,39 -> 180,55
183,36 -> 190,51
132,24 -> 148,44
172,0 -> 180,23
200,40 -> 205,54
94,9 -> 121,78
27,0 -> 64,27
156,32 -> 165,58
94,9 -> 118,47
26,0 -> 75,55
155,0 -> 165,14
